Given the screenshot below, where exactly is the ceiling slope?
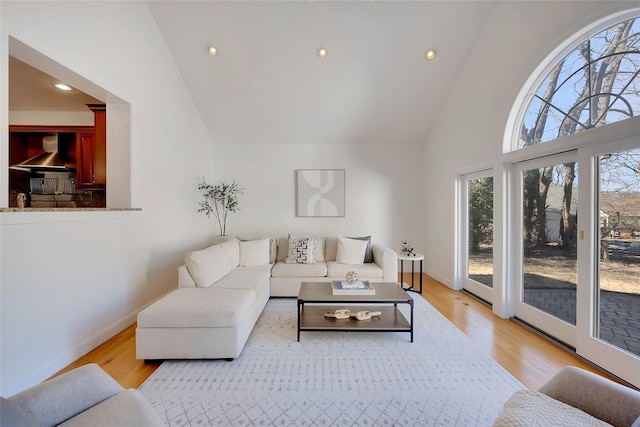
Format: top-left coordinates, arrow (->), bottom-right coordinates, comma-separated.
148,1 -> 494,145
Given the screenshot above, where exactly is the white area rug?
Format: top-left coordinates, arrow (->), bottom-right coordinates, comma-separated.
139,296 -> 524,426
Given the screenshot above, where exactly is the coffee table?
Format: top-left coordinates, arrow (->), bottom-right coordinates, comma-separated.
297,282 -> 414,342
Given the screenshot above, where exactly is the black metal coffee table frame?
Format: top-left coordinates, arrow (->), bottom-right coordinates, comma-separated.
297,282 -> 414,342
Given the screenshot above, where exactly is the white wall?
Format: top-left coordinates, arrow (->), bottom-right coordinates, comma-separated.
423,1 -> 634,287
212,143 -> 424,251
0,1 -> 214,395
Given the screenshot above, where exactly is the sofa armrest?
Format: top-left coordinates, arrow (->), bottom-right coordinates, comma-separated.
8,364 -> 124,427
371,244 -> 398,282
58,389 -> 164,427
178,265 -> 197,288
538,366 -> 640,427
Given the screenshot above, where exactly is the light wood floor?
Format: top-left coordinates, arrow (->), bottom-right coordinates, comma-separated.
54,274 -> 613,390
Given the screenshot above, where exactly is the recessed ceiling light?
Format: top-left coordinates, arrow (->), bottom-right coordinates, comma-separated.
316,46 -> 328,59
207,45 -> 218,56
54,83 -> 72,91
424,48 -> 437,61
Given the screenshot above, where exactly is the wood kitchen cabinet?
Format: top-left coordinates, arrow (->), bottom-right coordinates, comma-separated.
8,127 -> 85,197
76,104 -> 106,189
7,105 -> 106,207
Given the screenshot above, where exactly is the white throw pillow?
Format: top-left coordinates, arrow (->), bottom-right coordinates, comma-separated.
336,236 -> 368,264
239,239 -> 270,266
348,235 -> 373,263
185,244 -> 233,288
237,235 -> 278,263
285,235 -> 317,264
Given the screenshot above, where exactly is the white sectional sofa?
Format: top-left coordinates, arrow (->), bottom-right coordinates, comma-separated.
136,235 -> 397,360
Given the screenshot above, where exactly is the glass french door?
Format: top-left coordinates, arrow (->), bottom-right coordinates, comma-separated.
514,151 -> 578,347
461,170 -> 494,303
576,138 -> 640,387
513,136 -> 640,387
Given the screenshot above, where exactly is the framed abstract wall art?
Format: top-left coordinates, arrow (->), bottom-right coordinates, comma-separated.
296,169 -> 345,217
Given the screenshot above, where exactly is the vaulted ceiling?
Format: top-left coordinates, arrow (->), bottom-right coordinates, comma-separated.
147,1 -> 495,145
11,1 -> 498,145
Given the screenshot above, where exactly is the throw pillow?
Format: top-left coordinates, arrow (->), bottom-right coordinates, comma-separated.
237,235 -> 278,263
492,390 -> 613,427
285,235 -> 317,264
239,239 -> 270,266
185,244 -> 233,288
348,235 -> 373,263
336,236 -> 368,264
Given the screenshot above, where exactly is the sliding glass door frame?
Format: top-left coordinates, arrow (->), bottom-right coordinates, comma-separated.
511,150 -> 579,348
458,169 -> 495,304
576,134 -> 640,387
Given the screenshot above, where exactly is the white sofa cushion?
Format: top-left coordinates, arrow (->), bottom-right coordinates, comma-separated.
239,239 -> 270,266
493,390 -> 613,427
271,261 -> 328,278
213,266 -> 272,294
326,261 -> 383,279
185,244 -> 233,288
137,288 -> 255,328
218,238 -> 240,268
324,236 -> 338,261
336,236 -> 368,264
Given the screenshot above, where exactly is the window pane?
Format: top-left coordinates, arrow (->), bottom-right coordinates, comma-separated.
598,148 -> 640,356
467,177 -> 493,287
516,17 -> 639,151
522,163 -> 578,325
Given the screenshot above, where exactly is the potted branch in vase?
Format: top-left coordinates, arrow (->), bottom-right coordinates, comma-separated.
197,178 -> 244,236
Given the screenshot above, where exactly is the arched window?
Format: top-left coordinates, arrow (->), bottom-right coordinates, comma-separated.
519,16 -> 639,149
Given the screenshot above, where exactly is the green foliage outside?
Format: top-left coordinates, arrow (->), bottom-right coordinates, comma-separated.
468,177 -> 493,253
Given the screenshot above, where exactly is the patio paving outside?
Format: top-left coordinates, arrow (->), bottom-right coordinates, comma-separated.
523,288 -> 640,356
469,238 -> 640,357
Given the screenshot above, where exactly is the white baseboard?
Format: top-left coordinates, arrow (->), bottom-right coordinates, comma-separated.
422,268 -> 455,290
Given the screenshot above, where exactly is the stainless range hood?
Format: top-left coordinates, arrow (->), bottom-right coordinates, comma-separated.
9,134 -> 76,172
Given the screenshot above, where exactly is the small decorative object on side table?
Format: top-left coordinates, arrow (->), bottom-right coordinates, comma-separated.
398,246 -> 424,294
